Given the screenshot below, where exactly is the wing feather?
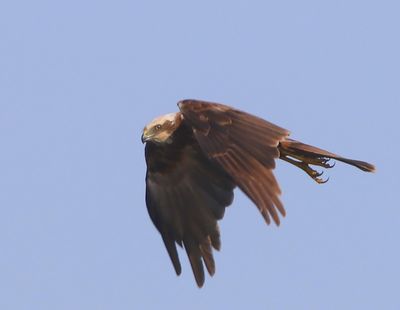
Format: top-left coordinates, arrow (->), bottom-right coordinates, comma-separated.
199,237 -> 215,276
178,99 -> 290,226
161,234 -> 182,275
145,127 -> 235,287
184,238 -> 205,287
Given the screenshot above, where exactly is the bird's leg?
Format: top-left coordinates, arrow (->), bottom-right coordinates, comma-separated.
280,151 -> 329,184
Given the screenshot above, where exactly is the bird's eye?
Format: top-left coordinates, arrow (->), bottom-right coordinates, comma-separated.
155,124 -> 162,130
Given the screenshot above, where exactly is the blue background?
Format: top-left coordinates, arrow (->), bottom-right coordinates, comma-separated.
1,1 -> 399,309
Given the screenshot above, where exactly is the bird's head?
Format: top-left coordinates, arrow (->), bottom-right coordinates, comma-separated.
142,112 -> 182,144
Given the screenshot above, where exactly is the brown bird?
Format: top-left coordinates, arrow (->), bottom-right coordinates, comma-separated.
142,99 -> 375,287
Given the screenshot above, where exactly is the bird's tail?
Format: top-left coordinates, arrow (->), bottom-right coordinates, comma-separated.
278,138 -> 375,183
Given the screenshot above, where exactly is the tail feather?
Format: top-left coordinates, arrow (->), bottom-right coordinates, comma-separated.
279,139 -> 375,180
334,157 -> 375,172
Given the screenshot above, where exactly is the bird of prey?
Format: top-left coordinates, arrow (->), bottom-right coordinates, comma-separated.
142,99 -> 375,287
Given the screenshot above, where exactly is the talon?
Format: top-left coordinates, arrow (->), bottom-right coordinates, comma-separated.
319,158 -> 334,168
315,176 -> 329,184
326,161 -> 335,168
313,170 -> 323,178
319,158 -> 333,168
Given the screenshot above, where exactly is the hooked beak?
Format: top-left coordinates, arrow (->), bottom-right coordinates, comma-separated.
141,131 -> 150,143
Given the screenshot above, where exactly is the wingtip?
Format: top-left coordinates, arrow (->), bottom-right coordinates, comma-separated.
177,100 -> 183,109
174,265 -> 182,276
177,99 -> 190,110
193,270 -> 205,288
196,281 -> 204,288
177,99 -> 204,111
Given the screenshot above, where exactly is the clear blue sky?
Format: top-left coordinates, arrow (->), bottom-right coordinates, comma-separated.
1,1 -> 399,309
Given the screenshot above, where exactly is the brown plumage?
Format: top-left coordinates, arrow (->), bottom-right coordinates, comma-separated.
142,99 -> 375,287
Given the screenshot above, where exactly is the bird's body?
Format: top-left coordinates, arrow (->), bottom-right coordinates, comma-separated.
142,99 -> 375,287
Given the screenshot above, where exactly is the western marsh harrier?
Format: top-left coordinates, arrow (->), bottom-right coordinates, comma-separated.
142,99 -> 375,287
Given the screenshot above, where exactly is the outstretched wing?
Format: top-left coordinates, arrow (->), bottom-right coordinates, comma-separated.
145,126 -> 235,287
178,99 -> 290,225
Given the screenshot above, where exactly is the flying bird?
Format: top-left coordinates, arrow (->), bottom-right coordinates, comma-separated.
142,99 -> 375,287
